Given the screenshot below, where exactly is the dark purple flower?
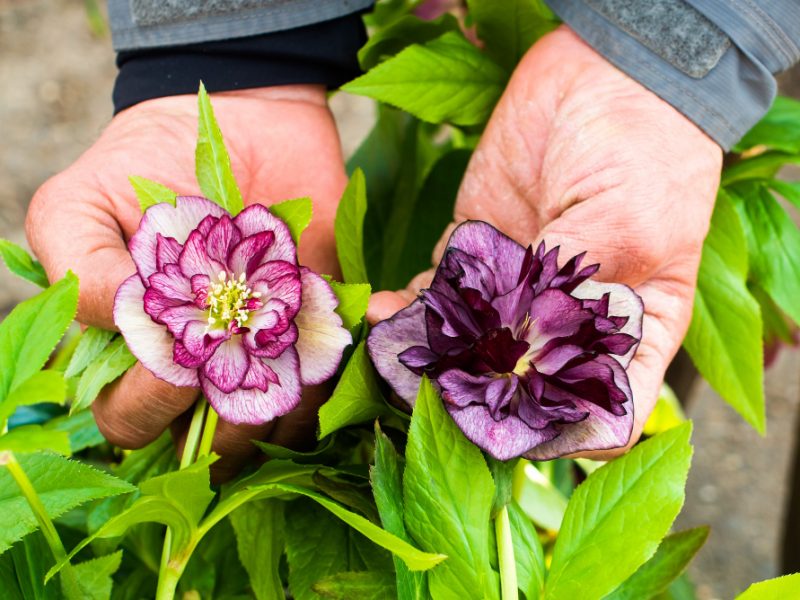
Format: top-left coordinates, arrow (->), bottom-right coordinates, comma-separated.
367,221 -> 643,460
114,196 -> 351,425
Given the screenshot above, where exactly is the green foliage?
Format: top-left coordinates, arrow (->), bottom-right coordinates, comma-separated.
64,327 -> 115,379
5,531 -> 61,599
343,32 -> 507,127
72,336 -> 137,414
335,169 -> 370,284
230,499 -> 285,600
128,175 -> 177,212
545,423 -> 693,600
606,527 -> 709,600
0,370 -> 66,423
683,191 -> 765,433
403,377 -> 498,599
42,410 -> 104,454
0,239 -> 49,288
0,453 -> 134,555
318,341 -> 391,439
73,550 -> 123,600
0,425 -> 70,455
196,82 -> 244,215
313,571 -> 397,599
736,573 -> 800,599
512,461 -> 568,532
734,96 -> 800,154
358,13 -> 460,70
269,196 -> 313,244
329,280 -> 371,335
507,500 -> 544,600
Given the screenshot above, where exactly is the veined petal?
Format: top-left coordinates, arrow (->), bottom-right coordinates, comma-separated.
114,274 -> 199,387
228,231 -> 275,278
202,347 -> 301,424
129,196 -> 225,280
366,300 -> 428,405
294,269 -> 351,385
202,337 -> 249,393
179,230 -> 227,280
241,354 -> 280,391
526,289 -> 593,353
155,234 -> 182,271
206,214 -> 242,264
233,204 -> 296,264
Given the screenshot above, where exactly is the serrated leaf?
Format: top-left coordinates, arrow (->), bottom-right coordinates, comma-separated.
0,453 -> 135,555
319,341 -> 391,439
313,571 -> 396,599
129,175 -> 177,212
736,573 -> 800,599
372,423 -> 428,600
605,527 -> 709,600
342,32 -> 507,126
0,370 -> 66,423
0,239 -> 48,288
73,337 -> 136,414
42,410 -> 104,453
545,422 -> 693,600
64,328 -> 115,378
329,280 -> 371,332
73,550 -> 123,600
403,377 -> 498,599
358,13 -> 460,70
0,425 -> 70,455
195,82 -> 244,215
230,499 -> 285,600
335,169 -> 370,284
683,191 -> 765,433
0,272 -> 78,413
508,500 -> 544,600
269,196 -> 313,244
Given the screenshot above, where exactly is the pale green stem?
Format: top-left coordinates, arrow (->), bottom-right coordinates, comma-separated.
496,504 -> 519,600
4,451 -> 82,597
197,405 -> 219,459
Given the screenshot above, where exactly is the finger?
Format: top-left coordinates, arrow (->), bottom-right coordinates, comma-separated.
208,419 -> 274,482
267,383 -> 330,450
92,362 -> 198,449
367,290 -> 416,325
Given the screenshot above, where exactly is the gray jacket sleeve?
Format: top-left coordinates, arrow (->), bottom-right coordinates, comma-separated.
545,0 -> 800,150
108,0 -> 374,51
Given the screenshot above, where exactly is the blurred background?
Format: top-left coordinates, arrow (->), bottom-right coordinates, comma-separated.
0,2 -> 798,598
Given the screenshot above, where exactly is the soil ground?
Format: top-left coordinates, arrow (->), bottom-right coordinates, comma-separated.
1,2 -> 799,598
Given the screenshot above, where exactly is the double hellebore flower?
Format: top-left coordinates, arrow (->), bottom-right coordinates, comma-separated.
114,196 -> 351,424
367,221 -> 643,460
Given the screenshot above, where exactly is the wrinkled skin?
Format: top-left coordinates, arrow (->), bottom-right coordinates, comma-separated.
26,85 -> 347,479
369,27 -> 722,458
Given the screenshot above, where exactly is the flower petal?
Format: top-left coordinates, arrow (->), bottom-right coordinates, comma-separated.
179,230 -> 226,280
114,275 -> 199,387
439,369 -> 518,420
366,300 -> 428,405
571,280 -> 643,367
202,337 -> 249,393
205,214 -> 242,264
228,231 -> 275,278
201,346 -> 301,424
233,204 -> 296,264
155,234 -> 183,271
129,196 -> 225,280
294,269 -> 352,385
526,289 -> 593,353
241,354 -> 280,391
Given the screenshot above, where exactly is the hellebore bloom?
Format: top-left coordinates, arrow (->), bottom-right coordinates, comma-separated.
114,196 -> 351,424
367,221 -> 643,460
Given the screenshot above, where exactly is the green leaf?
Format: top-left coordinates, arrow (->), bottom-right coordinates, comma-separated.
545,422 -> 693,600
372,423 -> 428,600
0,271 -> 79,406
139,454 -> 217,527
73,337 -> 137,414
358,13 -> 461,70
269,197 -> 313,244
768,179 -> 800,212
731,184 -> 800,326
643,383 -> 687,437
254,435 -> 335,462
467,0 -> 559,71
195,82 -> 244,215
329,281 -> 371,332
605,527 -> 709,600
42,410 -> 105,453
0,239 -> 48,288
230,499 -> 285,600
313,571 -> 397,599
64,328 -> 115,378
73,551 -> 123,600
507,500 -> 544,600
319,341 -> 390,439
736,574 -> 800,599
0,370 -> 66,423
128,175 -> 177,212
683,191 -> 765,433
342,32 -> 507,126
0,425 -> 70,455
721,152 -> 800,186
8,531 -> 61,599
512,460 -> 568,532
403,377 -> 498,599
0,452 -> 134,555
335,169 -> 370,284
734,96 -> 800,154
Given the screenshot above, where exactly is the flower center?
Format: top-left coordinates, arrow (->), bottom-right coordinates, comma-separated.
205,270 -> 262,332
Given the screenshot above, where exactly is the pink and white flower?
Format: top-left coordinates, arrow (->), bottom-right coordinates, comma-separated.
114,196 -> 351,425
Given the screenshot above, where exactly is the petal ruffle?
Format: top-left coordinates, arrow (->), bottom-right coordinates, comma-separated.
129,196 -> 225,280
202,337 -> 249,393
114,274 -> 199,387
294,269 -> 351,385
201,346 -> 302,424
233,204 -> 296,265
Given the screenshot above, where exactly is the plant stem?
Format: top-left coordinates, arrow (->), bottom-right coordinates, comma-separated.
4,451 -> 82,597
496,504 -> 519,600
181,397 -> 209,469
197,404 -> 219,459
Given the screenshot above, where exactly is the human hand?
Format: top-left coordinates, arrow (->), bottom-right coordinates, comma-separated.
368,26 -> 722,458
26,85 -> 347,478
